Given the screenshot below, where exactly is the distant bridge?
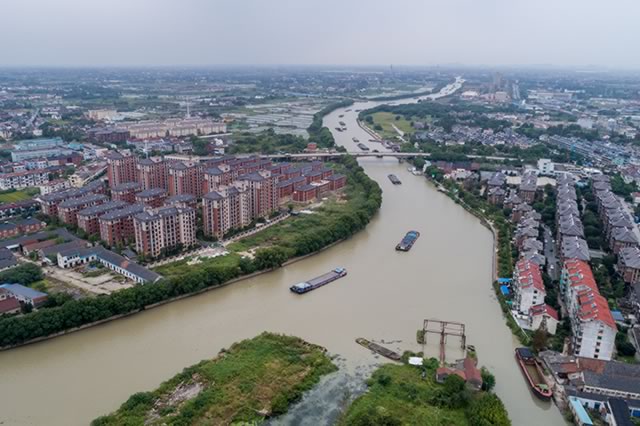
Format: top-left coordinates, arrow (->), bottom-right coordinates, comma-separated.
255,152 -> 516,162
166,152 -> 516,163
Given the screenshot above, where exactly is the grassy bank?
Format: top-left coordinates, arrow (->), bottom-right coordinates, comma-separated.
92,333 -> 337,426
339,362 -> 510,426
0,188 -> 39,203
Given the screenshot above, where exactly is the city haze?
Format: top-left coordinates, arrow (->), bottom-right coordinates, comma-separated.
1,0 -> 639,68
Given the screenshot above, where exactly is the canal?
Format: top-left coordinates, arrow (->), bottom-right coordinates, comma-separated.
0,82 -> 564,425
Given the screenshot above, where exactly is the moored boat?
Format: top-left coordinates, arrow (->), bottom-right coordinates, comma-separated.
356,338 -> 402,361
396,230 -> 420,251
515,347 -> 552,401
290,267 -> 347,294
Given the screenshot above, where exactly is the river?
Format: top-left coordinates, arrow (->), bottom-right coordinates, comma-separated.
0,80 -> 564,426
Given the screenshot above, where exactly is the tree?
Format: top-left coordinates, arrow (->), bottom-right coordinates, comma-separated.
0,263 -> 44,286
481,367 -> 496,392
532,329 -> 549,352
467,393 -> 511,426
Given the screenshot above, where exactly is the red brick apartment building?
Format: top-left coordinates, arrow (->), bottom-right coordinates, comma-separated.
237,170 -> 278,219
203,164 -> 235,193
202,186 -> 251,240
135,188 -> 167,209
99,204 -> 145,247
77,200 -> 127,236
111,182 -> 141,204
137,158 -> 168,191
106,152 -> 137,188
168,162 -> 204,197
57,193 -> 108,226
133,206 -> 196,258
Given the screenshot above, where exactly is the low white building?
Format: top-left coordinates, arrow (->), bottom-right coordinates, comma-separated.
528,303 -> 559,335
538,158 -> 554,176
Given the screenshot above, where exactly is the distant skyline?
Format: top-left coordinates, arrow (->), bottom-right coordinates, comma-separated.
2,0 -> 639,69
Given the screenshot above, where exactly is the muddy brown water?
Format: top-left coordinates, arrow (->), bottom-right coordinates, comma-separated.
0,84 -> 564,425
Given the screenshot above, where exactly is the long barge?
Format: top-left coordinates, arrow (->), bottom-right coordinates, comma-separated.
356,338 -> 402,361
388,174 -> 401,185
396,230 -> 420,251
515,348 -> 552,401
290,267 -> 347,294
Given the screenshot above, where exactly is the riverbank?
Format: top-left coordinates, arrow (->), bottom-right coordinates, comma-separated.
0,155 -> 382,350
91,333 -> 337,425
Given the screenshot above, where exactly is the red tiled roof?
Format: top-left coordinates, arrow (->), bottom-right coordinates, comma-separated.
530,303 -> 559,321
515,259 -> 545,292
578,293 -> 616,329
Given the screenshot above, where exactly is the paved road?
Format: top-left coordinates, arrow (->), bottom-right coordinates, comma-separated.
542,225 -> 559,281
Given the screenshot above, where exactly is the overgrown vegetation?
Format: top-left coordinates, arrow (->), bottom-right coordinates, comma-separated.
0,263 -> 43,286
338,363 -> 510,426
92,333 -> 337,426
0,155 -> 381,347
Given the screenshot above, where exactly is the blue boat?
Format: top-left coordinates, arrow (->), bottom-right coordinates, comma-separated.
396,230 -> 420,251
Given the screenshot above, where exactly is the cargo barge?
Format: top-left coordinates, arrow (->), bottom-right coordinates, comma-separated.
357,143 -> 369,151
515,347 -> 552,401
388,174 -> 401,184
356,338 -> 402,361
290,267 -> 347,294
396,230 -> 420,251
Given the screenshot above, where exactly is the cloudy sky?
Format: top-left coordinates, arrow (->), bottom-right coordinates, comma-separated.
1,0 -> 638,68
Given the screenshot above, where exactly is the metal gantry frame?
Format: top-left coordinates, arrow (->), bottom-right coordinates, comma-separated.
423,319 -> 466,364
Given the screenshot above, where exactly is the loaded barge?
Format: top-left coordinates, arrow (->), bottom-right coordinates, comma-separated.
388,174 -> 401,185
515,348 -> 552,401
396,230 -> 420,251
356,338 -> 402,361
290,267 -> 347,294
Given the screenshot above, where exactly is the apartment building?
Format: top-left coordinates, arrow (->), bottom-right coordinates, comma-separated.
37,180 -> 106,217
133,206 -> 196,258
135,188 -> 167,208
57,193 -> 108,226
117,118 -> 225,139
137,158 -> 168,191
618,246 -> 640,285
512,259 -> 546,314
99,203 -> 145,247
519,171 -> 538,204
561,259 -> 617,360
203,164 -> 235,193
168,161 -> 204,197
0,169 -> 50,190
237,170 -> 278,219
106,152 -> 137,188
202,186 -> 251,240
111,182 -> 141,204
77,200 -> 127,236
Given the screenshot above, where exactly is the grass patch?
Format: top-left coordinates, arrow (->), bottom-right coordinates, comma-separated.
339,363 -> 510,426
92,333 -> 337,426
368,111 -> 414,140
0,189 -> 37,203
153,253 -> 242,279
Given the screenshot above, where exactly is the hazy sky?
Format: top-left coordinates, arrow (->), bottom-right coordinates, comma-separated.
1,0 -> 638,68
